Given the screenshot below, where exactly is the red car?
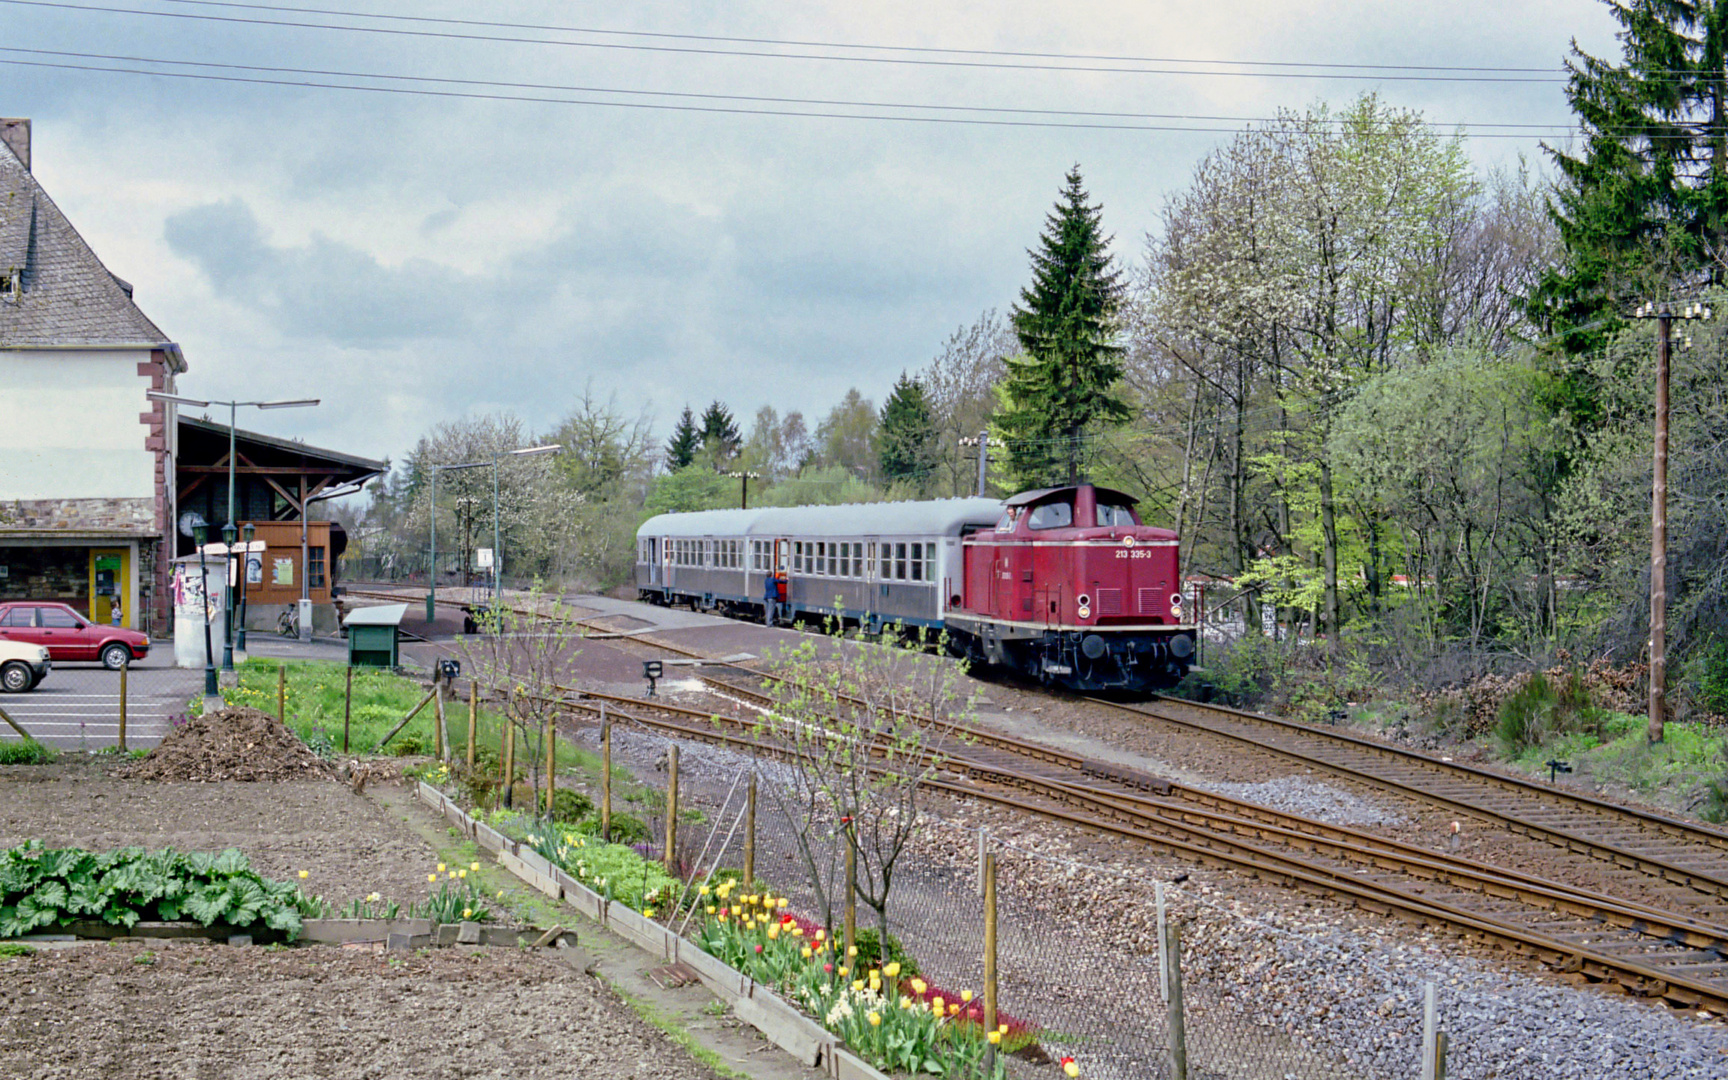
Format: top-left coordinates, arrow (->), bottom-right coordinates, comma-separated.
0,602 -> 151,669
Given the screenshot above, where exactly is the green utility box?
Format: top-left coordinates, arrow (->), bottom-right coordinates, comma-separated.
344,603 -> 407,669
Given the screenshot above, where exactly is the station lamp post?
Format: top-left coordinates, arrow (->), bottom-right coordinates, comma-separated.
725,471 -> 761,510
148,391 -> 319,670
425,444 -> 561,622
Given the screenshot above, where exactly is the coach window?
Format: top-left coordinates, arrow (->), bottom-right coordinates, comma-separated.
866,542 -> 877,579
1028,500 -> 1074,530
894,542 -> 907,581
909,542 -> 924,582
828,543 -> 839,577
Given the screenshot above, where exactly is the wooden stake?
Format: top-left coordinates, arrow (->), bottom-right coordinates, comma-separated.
545,713 -> 557,816
983,849 -> 997,1072
372,686 -> 438,753
1165,919 -> 1188,1080
600,707 -> 612,842
277,663 -> 286,723
117,660 -> 128,752
503,719 -> 516,809
844,826 -> 857,966
466,680 -> 477,771
342,664 -> 352,755
433,682 -> 446,761
1435,1030 -> 1449,1080
664,744 -> 679,875
0,701 -> 32,741
743,772 -> 757,888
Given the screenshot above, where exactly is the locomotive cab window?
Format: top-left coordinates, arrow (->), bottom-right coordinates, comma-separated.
1095,502 -> 1138,527
1028,500 -> 1073,530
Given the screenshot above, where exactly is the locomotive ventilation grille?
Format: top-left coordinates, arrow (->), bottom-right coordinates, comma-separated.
1097,588 -> 1123,617
1137,588 -> 1160,615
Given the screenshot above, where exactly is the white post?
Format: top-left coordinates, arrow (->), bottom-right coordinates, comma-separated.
1421,981 -> 1438,1080
1156,881 -> 1169,1002
977,828 -> 988,897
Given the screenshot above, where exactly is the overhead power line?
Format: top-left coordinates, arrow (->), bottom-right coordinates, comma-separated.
0,45 -> 1586,135
0,0 -> 1571,82
143,0 -> 1564,75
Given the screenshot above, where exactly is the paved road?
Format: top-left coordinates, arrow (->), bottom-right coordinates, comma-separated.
0,652 -> 202,750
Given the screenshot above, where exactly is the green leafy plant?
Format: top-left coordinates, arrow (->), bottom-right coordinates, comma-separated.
410,876 -> 494,923
0,740 -> 56,766
853,927 -> 920,977
0,842 -> 305,939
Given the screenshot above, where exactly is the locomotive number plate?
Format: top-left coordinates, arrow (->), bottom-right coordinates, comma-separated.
1115,550 -> 1153,559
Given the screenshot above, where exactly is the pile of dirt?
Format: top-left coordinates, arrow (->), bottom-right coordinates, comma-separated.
119,706 -> 333,782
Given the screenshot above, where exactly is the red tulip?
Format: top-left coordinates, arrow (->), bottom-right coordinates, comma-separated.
754,944 -> 763,954
823,963 -> 833,974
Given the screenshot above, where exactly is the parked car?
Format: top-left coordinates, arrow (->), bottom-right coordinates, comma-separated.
0,602 -> 150,669
0,640 -> 50,692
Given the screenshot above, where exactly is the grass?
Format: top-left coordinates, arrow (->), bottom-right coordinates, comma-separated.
609,984 -> 753,1080
1504,708 -> 1727,815
0,739 -> 56,765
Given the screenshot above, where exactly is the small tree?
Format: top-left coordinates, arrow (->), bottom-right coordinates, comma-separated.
877,372 -> 937,492
752,617 -> 972,944
698,400 -> 742,468
665,406 -> 701,470
457,584 -> 584,810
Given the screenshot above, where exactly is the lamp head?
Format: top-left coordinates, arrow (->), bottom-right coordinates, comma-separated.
192,522 -> 208,546
221,522 -> 237,545
242,522 -> 255,542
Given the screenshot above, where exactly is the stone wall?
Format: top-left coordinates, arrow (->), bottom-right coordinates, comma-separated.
0,497 -> 154,533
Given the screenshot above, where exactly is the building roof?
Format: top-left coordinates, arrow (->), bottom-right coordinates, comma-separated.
179,416 -> 387,474
639,497 -> 1006,540
0,129 -> 180,356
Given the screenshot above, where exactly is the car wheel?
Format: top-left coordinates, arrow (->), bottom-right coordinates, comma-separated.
100,643 -> 131,670
0,662 -> 30,693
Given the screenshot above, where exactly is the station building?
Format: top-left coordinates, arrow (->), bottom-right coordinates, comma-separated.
0,118 -> 382,636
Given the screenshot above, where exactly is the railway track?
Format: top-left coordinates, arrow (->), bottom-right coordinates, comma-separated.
348,586 -> 1728,1009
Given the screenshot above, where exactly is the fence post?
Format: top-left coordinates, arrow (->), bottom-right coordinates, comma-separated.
977,828 -> 987,898
277,664 -> 286,723
503,720 -> 515,809
983,849 -> 998,1072
664,743 -> 679,874
433,681 -> 446,761
545,713 -> 557,816
601,707 -> 612,842
744,771 -> 757,887
343,665 -> 352,755
1421,982 -> 1438,1080
1165,919 -> 1188,1080
466,680 -> 477,771
1156,881 -> 1168,1001
844,826 -> 857,967
117,659 -> 128,753
1435,1031 -> 1449,1080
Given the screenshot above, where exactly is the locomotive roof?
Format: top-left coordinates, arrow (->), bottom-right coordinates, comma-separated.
1003,484 -> 1140,508
638,497 -> 1005,540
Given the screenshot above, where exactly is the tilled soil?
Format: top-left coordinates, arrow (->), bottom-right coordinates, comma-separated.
0,940 -> 725,1080
0,758 -> 440,906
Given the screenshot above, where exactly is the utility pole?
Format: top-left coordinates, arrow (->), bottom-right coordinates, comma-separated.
959,432 -> 993,497
1631,299 -> 1710,745
726,470 -> 761,509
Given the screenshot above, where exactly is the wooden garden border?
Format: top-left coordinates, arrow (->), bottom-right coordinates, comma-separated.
417,781 -> 889,1080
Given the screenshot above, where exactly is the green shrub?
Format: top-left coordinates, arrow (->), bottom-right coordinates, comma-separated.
1697,638 -> 1728,716
1702,778 -> 1728,825
596,811 -> 651,845
0,740 -> 55,766
852,927 -> 919,977
1495,668 -> 1609,758
551,789 -> 594,825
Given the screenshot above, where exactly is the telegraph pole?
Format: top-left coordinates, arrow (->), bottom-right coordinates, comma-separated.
959,432 -> 994,497
1631,299 -> 1710,745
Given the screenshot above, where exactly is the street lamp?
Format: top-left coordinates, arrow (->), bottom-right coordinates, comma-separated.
238,522 -> 255,656
426,460 -> 490,622
192,520 -> 216,704
725,471 -> 761,509
148,391 -> 319,670
491,445 -> 562,600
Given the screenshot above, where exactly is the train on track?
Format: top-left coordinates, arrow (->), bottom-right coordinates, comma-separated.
634,483 -> 1196,692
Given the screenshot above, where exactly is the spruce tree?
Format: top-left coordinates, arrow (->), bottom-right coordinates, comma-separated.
664,406 -> 700,470
698,400 -> 742,466
877,373 -> 937,489
1001,166 -> 1130,488
1530,1 -> 1728,355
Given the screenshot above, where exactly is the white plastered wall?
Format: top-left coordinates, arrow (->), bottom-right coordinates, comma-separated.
0,348 -> 156,499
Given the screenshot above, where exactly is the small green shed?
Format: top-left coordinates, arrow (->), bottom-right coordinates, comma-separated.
344,603 -> 408,669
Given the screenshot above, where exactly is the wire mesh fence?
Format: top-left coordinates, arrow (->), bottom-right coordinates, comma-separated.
0,658 -> 203,750
601,737 -> 1393,1080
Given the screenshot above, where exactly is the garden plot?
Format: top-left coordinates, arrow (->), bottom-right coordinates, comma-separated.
0,940 -> 726,1080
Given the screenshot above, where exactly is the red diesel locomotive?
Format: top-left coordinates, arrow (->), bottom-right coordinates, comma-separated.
944,484 -> 1195,690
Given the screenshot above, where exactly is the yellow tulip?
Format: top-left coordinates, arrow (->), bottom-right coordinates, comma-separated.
801,947 -> 813,958
961,990 -> 973,1003
883,961 -> 901,978
458,869 -> 467,879
462,908 -> 472,918
853,979 -> 865,992
296,870 -> 308,880
998,1024 -> 1009,1035
767,926 -> 780,940
910,978 -> 927,996
437,863 -> 446,873
1063,1062 -> 1079,1078
428,874 -> 438,882
987,1031 -> 1002,1046
706,905 -> 716,914
931,997 -> 944,1014
869,977 -> 881,992
848,945 -> 858,957
867,1012 -> 881,1027
470,862 -> 481,872
948,1003 -> 959,1016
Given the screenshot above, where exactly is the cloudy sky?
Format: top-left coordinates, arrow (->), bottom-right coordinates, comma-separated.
5,0 -> 1622,465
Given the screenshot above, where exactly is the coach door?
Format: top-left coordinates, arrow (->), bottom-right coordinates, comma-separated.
662,538 -> 675,589
646,538 -> 662,586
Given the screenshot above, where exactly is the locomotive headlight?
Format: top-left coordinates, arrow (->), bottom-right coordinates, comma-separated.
1170,593 -> 1183,610
1076,594 -> 1092,620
